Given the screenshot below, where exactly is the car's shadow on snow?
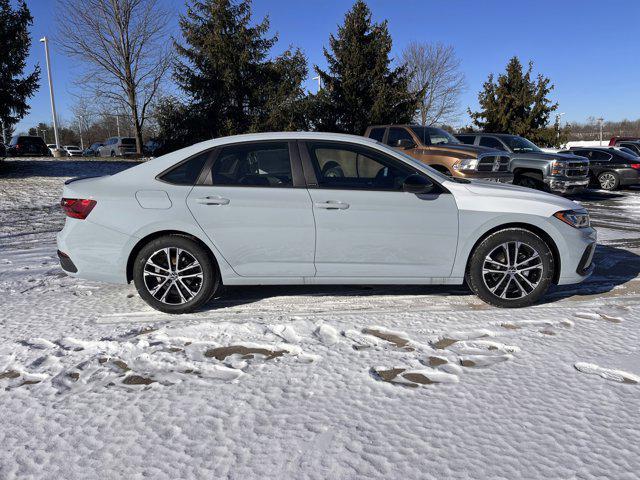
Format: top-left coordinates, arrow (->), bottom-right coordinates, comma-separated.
0,158 -> 141,179
201,244 -> 640,311
544,244 -> 640,303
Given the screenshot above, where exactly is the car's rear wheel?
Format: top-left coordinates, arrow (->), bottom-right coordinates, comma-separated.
466,228 -> 554,308
597,171 -> 619,191
133,235 -> 219,314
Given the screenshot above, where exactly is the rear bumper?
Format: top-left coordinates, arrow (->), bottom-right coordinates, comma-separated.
617,168 -> 640,186
56,218 -> 132,284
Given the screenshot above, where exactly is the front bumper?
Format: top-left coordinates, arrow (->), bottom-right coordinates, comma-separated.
556,225 -> 597,285
545,176 -> 589,194
454,171 -> 513,183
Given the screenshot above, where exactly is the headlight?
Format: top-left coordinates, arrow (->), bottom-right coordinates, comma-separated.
453,158 -> 479,171
554,209 -> 590,228
550,160 -> 564,175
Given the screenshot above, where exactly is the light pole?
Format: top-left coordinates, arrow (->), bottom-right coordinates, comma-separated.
597,117 -> 604,146
40,37 -> 61,152
312,75 -> 322,92
556,112 -> 565,141
78,115 -> 85,150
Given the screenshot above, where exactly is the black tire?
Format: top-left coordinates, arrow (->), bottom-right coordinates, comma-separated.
322,161 -> 344,178
597,171 -> 620,191
133,235 -> 219,314
466,228 -> 554,308
111,151 -> 116,157
514,172 -> 544,190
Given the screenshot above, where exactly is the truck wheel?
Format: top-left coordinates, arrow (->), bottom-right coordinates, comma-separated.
597,171 -> 619,191
514,172 -> 543,190
466,228 -> 554,308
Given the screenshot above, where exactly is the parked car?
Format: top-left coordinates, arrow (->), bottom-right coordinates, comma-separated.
609,136 -> 640,146
560,147 -> 640,191
98,137 -> 138,157
58,132 -> 596,313
7,136 -> 51,156
143,139 -> 164,157
365,125 -> 513,182
83,142 -> 104,157
456,133 -> 589,194
612,140 -> 640,156
63,145 -> 83,157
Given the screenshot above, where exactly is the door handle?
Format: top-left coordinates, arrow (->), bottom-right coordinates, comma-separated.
196,196 -> 230,205
314,201 -> 349,210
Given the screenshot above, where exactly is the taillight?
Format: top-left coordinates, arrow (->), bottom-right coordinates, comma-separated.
630,164 -> 640,170
61,198 -> 96,219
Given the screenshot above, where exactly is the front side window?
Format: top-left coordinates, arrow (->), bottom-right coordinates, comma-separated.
211,142 -> 292,187
479,136 -> 506,150
386,127 -> 415,147
409,126 -> 460,146
307,142 -> 415,191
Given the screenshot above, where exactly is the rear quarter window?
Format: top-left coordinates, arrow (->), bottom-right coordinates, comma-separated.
159,151 -> 210,185
368,128 -> 385,142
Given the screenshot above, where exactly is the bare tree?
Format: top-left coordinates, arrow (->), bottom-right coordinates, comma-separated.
56,0 -> 172,153
401,41 -> 465,126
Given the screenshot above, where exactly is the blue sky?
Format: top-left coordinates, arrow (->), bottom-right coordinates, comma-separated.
14,0 -> 640,134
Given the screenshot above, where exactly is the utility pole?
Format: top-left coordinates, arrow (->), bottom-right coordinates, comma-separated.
116,114 -> 121,137
597,117 -> 604,146
40,37 -> 61,152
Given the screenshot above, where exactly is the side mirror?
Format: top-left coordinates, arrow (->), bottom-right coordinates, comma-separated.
396,138 -> 416,149
402,174 -> 434,194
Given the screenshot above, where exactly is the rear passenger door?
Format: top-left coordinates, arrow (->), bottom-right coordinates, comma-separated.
186,141 -> 316,277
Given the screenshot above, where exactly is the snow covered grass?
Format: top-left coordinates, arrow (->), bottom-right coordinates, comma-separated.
1,157 -> 640,479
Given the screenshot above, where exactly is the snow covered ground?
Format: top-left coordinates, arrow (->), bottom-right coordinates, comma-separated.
1,157 -> 639,479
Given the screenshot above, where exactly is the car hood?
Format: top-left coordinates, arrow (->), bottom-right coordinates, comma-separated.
460,180 -> 582,210
510,151 -> 585,162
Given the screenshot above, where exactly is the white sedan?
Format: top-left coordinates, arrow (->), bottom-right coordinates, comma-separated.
57,132 -> 596,313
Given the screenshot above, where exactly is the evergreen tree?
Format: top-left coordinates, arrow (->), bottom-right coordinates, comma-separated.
171,0 -> 308,145
310,0 -> 418,135
0,0 -> 40,140
468,57 -> 558,145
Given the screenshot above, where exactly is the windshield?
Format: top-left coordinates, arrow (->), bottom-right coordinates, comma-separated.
409,127 -> 461,146
503,135 -> 542,153
619,147 -> 640,157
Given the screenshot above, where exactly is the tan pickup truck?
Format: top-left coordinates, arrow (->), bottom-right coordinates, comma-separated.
364,125 -> 513,182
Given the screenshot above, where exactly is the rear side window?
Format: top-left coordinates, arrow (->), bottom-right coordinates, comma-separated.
211,142 -> 292,187
159,151 -> 209,185
121,138 -> 136,145
368,128 -> 385,142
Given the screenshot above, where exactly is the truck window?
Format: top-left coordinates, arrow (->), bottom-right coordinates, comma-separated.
368,128 -> 385,142
456,135 -> 475,145
479,137 -> 506,150
386,127 -> 414,147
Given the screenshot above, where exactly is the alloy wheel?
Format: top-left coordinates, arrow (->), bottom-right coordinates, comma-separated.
482,241 -> 543,299
143,247 -> 203,304
599,173 -> 616,190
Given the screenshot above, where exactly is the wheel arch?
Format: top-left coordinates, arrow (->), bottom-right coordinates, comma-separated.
465,222 -> 561,284
126,229 -> 221,283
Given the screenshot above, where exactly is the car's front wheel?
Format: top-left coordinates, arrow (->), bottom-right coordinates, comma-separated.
133,235 -> 219,314
466,228 -> 554,308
